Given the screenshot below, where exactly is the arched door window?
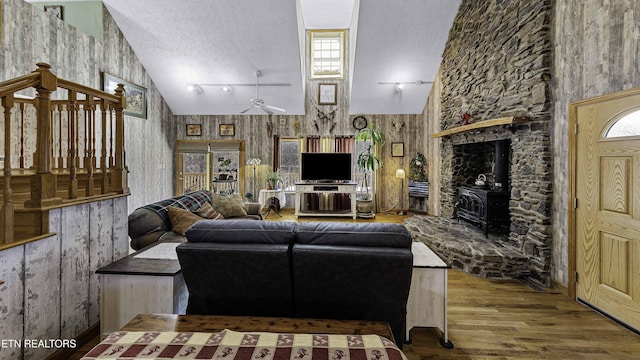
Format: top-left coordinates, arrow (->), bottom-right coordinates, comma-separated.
604,109 -> 640,138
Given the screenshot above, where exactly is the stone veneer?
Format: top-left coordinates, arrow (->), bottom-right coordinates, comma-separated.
437,0 -> 554,285
404,216 -> 530,279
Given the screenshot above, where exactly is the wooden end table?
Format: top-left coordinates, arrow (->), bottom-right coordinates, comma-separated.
406,242 -> 453,348
96,242 -> 187,339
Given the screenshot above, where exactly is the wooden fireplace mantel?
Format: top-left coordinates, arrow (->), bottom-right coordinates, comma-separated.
431,116 -> 528,138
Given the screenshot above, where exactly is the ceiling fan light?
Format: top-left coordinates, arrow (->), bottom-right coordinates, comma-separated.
222,85 -> 232,93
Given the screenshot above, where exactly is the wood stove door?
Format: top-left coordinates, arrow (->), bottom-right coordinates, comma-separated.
574,92 -> 640,332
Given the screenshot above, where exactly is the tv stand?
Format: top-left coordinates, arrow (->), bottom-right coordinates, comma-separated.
294,182 -> 357,219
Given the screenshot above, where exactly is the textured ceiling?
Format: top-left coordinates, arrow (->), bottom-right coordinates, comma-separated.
101,0 -> 461,116
350,0 -> 461,115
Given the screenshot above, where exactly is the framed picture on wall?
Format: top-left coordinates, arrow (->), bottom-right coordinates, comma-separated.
318,83 -> 337,105
219,124 -> 235,136
44,5 -> 63,20
391,142 -> 404,157
186,124 -> 202,136
102,72 -> 148,119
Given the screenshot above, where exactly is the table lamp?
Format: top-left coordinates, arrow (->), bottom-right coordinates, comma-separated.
396,168 -> 406,215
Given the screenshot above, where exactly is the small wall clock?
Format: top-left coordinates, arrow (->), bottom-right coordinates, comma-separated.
352,116 -> 367,130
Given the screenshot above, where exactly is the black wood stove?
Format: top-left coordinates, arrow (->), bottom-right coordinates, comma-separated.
455,186 -> 509,237
454,139 -> 511,237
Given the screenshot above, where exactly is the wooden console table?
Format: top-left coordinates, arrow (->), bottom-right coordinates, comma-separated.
406,242 -> 453,348
96,242 -> 187,339
121,313 -> 394,342
294,182 -> 357,219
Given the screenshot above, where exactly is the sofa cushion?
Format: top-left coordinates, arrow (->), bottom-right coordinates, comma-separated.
167,206 -> 204,236
137,190 -> 212,231
177,241 -> 294,317
128,207 -> 169,239
211,194 -> 248,217
186,220 -> 296,245
194,202 -> 225,220
296,222 -> 412,248
292,222 -> 413,346
158,231 -> 188,243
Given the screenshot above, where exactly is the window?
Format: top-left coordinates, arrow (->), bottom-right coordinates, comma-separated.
309,30 -> 346,79
605,109 -> 640,138
278,138 -> 302,191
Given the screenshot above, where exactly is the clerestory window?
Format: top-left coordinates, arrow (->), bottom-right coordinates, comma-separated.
308,30 -> 345,79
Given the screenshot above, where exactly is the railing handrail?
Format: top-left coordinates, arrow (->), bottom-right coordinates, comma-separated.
0,63 -> 129,245
0,66 -> 120,106
0,73 -> 41,97
57,78 -> 120,104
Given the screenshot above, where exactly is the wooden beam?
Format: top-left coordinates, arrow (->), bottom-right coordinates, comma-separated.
431,116 -> 529,138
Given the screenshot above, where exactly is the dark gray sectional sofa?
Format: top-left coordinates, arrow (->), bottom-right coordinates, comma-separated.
127,190 -> 262,250
176,220 -> 414,346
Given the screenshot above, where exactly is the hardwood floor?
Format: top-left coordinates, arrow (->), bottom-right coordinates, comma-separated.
403,269 -> 640,359
71,209 -> 640,359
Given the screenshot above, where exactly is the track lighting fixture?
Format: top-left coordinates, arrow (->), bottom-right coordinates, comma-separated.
187,84 -> 203,94
378,80 -> 432,87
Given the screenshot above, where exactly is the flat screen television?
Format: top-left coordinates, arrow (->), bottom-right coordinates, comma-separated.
301,152 -> 352,182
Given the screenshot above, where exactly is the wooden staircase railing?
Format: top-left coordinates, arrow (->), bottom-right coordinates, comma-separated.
0,63 -> 129,245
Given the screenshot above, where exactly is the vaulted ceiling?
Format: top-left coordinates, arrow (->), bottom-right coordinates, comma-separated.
101,0 -> 461,116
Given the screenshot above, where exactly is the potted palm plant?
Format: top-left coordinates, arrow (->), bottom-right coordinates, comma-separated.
356,124 -> 385,217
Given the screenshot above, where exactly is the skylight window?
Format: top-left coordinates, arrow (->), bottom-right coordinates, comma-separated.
309,30 -> 345,79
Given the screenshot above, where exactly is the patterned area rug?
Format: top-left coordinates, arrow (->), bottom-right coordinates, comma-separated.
81,329 -> 407,360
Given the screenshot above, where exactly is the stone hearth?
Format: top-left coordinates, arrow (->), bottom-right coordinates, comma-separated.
404,215 -> 530,279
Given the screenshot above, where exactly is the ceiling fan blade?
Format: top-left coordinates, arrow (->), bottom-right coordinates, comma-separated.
239,106 -> 253,114
264,104 -> 286,113
260,105 -> 274,115
240,71 -> 286,115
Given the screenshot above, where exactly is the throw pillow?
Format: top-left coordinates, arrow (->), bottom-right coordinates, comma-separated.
167,206 -> 204,236
195,202 -> 225,220
210,194 -> 248,218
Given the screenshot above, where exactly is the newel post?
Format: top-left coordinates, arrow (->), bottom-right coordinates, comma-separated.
1,95 -> 14,243
25,63 -> 62,208
111,84 -> 129,194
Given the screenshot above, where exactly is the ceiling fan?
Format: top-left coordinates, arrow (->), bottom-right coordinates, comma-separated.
240,70 -> 286,115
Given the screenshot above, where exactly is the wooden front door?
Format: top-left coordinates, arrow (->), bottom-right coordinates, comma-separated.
572,89 -> 640,332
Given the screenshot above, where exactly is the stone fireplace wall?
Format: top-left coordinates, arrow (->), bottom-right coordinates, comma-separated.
452,142 -> 501,187
438,0 -> 554,284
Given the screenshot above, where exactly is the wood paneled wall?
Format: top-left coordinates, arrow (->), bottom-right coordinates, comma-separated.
2,0 -> 178,214
423,69 -> 443,216
551,0 -> 640,285
0,1 -> 176,358
174,67 -> 425,209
